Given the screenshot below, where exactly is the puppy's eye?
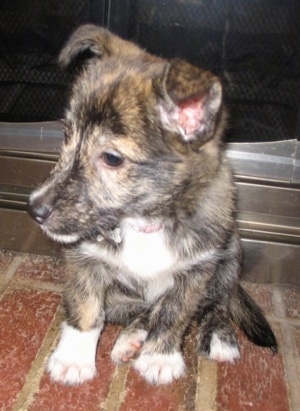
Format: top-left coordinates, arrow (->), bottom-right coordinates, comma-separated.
101,151 -> 124,167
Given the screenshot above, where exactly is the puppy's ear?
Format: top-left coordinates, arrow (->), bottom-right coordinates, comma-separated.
59,24 -> 141,68
157,58 -> 223,143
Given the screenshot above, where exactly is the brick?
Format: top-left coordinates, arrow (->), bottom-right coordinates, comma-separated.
120,326 -> 198,411
0,250 -> 16,275
216,328 -> 289,411
0,247 -> 297,411
0,288 -> 61,410
15,254 -> 65,284
242,282 -> 274,317
281,323 -> 300,410
29,325 -> 120,411
0,251 -> 23,293
293,326 -> 300,356
280,286 -> 300,320
196,358 -> 218,411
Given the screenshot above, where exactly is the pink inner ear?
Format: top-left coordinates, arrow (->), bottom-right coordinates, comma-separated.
171,97 -> 206,140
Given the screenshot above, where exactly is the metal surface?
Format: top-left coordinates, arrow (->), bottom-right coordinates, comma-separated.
0,208 -> 59,256
242,239 -> 300,287
0,122 -> 63,153
0,121 -> 299,285
292,142 -> 300,184
227,140 -> 298,183
1,121 -> 300,182
0,156 -> 55,188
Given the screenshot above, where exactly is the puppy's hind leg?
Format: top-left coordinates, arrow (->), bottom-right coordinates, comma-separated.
197,233 -> 241,363
198,233 -> 277,359
197,309 -> 240,363
47,259 -> 107,385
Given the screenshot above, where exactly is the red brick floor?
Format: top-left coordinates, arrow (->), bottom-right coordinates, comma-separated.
0,249 -> 299,411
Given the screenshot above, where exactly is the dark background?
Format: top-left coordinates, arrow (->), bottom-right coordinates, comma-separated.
0,0 -> 299,142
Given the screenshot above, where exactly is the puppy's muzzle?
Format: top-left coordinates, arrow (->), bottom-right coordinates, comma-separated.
27,197 -> 53,225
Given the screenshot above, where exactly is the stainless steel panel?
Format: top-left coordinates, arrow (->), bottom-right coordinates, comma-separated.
0,122 -> 299,184
227,139 -> 297,183
292,141 -> 300,184
0,156 -> 55,187
0,208 -> 58,256
237,212 -> 300,245
236,182 -> 300,219
242,239 -> 300,287
0,121 -> 63,153
0,121 -> 300,286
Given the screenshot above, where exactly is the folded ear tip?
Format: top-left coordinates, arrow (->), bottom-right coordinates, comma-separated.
212,80 -> 222,95
57,50 -> 69,68
58,24 -> 107,68
209,80 -> 222,110
213,79 -> 222,90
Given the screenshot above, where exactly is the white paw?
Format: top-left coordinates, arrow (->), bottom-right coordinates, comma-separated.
133,350 -> 186,385
111,329 -> 148,364
47,322 -> 102,385
209,332 -> 240,363
47,355 -> 96,385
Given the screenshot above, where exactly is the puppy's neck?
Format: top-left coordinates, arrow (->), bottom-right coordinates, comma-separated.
96,218 -> 164,245
122,217 -> 164,234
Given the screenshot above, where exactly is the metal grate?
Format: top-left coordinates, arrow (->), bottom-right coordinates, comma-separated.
0,0 -> 102,122
123,0 -> 300,142
1,0 -> 299,142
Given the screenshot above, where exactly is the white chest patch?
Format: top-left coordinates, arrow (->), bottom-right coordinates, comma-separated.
79,222 -> 176,302
79,220 -> 216,303
120,225 -> 174,278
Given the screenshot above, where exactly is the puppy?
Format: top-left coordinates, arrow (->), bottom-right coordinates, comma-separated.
28,24 -> 277,385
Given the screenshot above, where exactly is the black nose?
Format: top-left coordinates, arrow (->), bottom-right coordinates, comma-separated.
27,199 -> 53,224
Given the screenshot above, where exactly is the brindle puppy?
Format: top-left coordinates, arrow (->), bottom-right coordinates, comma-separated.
28,25 -> 277,385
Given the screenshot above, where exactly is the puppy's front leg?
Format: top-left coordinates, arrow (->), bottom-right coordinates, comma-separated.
47,258 -> 106,385
133,273 -> 205,385
47,322 -> 102,385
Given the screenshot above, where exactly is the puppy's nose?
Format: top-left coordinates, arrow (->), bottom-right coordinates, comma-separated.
27,198 -> 53,224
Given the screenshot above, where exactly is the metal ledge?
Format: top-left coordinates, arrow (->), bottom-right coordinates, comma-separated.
227,139 -> 299,184
1,121 -> 300,286
0,122 -> 63,154
1,121 -> 300,182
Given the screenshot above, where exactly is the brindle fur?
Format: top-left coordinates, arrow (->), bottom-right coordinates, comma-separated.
28,24 -> 277,385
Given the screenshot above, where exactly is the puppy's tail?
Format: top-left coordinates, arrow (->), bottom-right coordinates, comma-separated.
229,284 -> 278,353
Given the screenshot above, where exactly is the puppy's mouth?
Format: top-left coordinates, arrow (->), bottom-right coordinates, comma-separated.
28,203 -> 105,245
42,225 -> 81,244
28,191 -> 124,245
41,221 -> 120,245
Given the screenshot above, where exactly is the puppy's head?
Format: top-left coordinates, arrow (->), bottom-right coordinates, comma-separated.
28,24 -> 226,244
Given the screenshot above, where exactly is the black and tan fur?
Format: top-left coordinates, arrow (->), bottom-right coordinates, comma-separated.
28,25 -> 277,385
